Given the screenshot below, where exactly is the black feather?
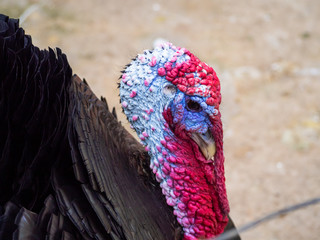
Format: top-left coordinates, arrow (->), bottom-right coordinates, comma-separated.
0,13 -> 240,240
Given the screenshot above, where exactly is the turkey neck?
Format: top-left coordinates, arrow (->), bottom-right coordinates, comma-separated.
144,112 -> 229,240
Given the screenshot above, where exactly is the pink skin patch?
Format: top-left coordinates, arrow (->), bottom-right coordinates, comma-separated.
156,145 -> 162,152
149,56 -> 157,67
122,74 -> 127,83
140,135 -> 145,141
121,101 -> 128,108
160,139 -> 166,146
158,67 -> 166,76
138,55 -> 145,63
142,131 -> 149,138
170,56 -> 177,62
130,90 -> 137,98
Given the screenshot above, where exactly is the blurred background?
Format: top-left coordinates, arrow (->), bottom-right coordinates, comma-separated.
1,0 -> 320,239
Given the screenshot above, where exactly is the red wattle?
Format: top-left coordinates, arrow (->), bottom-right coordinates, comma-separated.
161,108 -> 229,239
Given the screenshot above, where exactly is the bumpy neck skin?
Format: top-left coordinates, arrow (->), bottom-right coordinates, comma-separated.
120,43 -> 229,239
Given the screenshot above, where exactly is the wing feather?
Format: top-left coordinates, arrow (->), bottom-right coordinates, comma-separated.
68,75 -> 181,239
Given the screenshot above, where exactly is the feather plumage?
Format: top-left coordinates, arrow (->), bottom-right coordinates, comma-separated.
0,14 -> 240,240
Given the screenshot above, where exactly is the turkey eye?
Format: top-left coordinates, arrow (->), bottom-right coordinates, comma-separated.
186,99 -> 201,112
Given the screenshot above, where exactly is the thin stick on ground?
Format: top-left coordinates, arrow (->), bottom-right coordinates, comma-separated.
213,197 -> 320,240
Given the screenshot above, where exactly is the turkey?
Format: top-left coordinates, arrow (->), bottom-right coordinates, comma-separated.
0,14 -> 240,240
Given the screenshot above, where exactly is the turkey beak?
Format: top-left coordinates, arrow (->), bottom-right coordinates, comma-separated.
191,131 -> 216,161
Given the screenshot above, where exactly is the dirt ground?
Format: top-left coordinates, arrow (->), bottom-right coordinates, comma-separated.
1,0 -> 320,239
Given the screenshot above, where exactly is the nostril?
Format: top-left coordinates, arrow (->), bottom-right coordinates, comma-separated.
186,99 -> 201,112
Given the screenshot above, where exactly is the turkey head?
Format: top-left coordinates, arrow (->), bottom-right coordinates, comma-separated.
120,43 -> 229,240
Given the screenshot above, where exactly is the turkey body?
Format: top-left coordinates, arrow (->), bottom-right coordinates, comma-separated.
0,14 -> 240,240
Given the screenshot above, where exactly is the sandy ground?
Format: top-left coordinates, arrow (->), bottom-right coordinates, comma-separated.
1,0 -> 320,239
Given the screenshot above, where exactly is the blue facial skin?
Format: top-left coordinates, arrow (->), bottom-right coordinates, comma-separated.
168,92 -> 217,137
